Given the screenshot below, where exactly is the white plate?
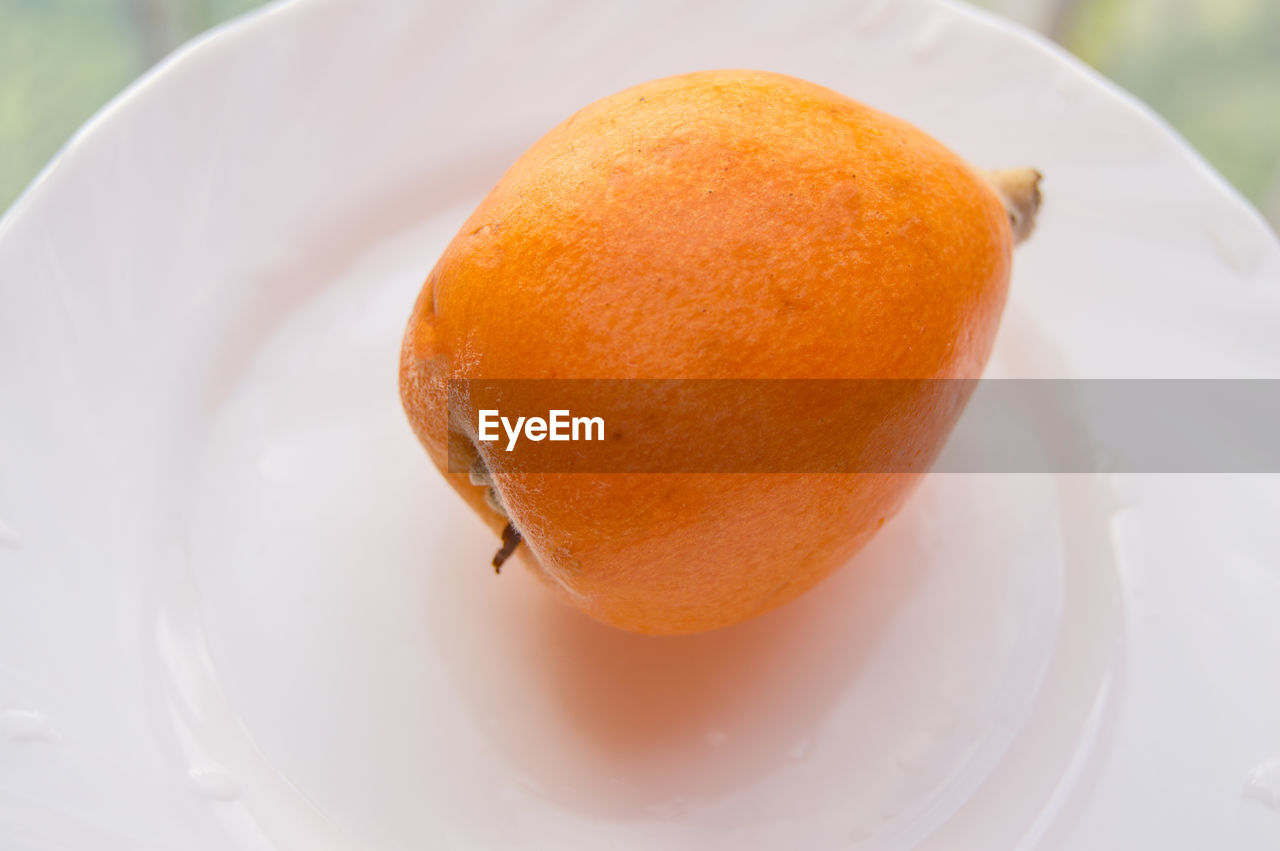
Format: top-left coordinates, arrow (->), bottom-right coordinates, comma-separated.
2,0 -> 1279,848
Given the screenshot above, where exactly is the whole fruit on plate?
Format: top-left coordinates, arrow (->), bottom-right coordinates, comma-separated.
399,70 -> 1040,635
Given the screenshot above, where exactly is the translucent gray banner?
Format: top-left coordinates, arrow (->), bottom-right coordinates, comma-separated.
444,379 -> 1280,473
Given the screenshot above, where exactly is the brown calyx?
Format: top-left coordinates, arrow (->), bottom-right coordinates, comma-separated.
985,167 -> 1043,245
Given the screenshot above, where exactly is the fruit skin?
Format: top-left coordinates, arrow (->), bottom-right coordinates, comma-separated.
400,70 -> 1014,635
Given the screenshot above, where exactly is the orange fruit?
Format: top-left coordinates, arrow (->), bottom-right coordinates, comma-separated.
400,70 -> 1039,635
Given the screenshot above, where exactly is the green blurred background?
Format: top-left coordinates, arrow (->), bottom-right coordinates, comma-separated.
1,0 -> 1277,228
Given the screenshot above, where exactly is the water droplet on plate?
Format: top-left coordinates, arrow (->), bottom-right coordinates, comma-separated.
1,709 -> 53,742
1244,759 -> 1280,810
189,764 -> 241,801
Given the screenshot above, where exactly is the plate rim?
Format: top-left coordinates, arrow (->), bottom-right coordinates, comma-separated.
1,0 -> 1277,254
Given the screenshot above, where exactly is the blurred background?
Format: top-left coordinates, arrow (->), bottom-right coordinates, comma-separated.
1,0 -> 1277,229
